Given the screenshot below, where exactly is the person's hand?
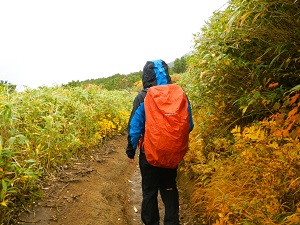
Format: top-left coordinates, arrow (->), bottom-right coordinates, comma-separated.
127,158 -> 134,163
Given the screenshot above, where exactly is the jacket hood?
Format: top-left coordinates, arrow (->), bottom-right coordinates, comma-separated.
142,59 -> 172,89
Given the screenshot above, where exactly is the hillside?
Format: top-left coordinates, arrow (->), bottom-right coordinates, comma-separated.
61,58 -> 186,90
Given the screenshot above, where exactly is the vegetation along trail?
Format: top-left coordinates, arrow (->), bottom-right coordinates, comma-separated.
3,1 -> 300,224
18,135 -> 199,225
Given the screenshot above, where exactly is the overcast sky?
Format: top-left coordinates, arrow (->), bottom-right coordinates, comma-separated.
0,0 -> 228,89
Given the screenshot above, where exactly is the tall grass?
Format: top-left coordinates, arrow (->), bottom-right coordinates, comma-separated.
0,85 -> 134,223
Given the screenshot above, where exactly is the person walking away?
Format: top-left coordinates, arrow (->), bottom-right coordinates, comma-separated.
126,59 -> 194,225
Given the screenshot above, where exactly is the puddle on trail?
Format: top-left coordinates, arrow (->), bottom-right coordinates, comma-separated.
128,164 -> 143,224
128,164 -> 164,225
128,163 -> 200,225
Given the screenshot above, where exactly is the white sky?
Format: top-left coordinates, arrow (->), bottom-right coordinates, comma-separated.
0,0 -> 228,89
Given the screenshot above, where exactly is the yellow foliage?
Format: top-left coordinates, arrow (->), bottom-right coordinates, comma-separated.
95,110 -> 130,142
183,92 -> 300,224
1,201 -> 8,207
286,214 -> 300,224
134,80 -> 143,90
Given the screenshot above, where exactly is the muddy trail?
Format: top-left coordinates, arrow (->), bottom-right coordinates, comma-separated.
18,135 -> 200,225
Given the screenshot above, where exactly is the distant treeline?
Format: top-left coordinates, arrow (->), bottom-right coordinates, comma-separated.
0,80 -> 16,92
1,56 -> 187,91
63,71 -> 143,90
62,56 -> 187,90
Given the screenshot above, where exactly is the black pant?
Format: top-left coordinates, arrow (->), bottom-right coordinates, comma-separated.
139,153 -> 180,225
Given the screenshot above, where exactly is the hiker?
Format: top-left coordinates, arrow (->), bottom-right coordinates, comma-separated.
126,59 -> 194,225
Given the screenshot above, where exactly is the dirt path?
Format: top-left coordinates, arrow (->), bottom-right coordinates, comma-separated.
18,135 -> 199,225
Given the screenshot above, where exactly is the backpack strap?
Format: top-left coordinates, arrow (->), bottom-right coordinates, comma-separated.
142,88 -> 149,93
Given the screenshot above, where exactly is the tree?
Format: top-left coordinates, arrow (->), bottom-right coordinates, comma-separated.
0,80 -> 16,92
171,56 -> 187,74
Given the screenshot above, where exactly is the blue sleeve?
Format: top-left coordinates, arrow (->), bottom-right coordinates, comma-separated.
187,99 -> 194,132
126,92 -> 146,159
129,103 -> 145,149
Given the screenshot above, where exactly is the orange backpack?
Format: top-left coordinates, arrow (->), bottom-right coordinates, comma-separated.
143,84 -> 190,168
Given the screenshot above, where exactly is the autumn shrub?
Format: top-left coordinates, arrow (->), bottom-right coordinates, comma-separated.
186,0 -> 300,153
190,92 -> 300,224
181,0 -> 300,224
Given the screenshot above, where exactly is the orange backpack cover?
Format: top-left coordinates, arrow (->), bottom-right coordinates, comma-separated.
143,84 -> 190,168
